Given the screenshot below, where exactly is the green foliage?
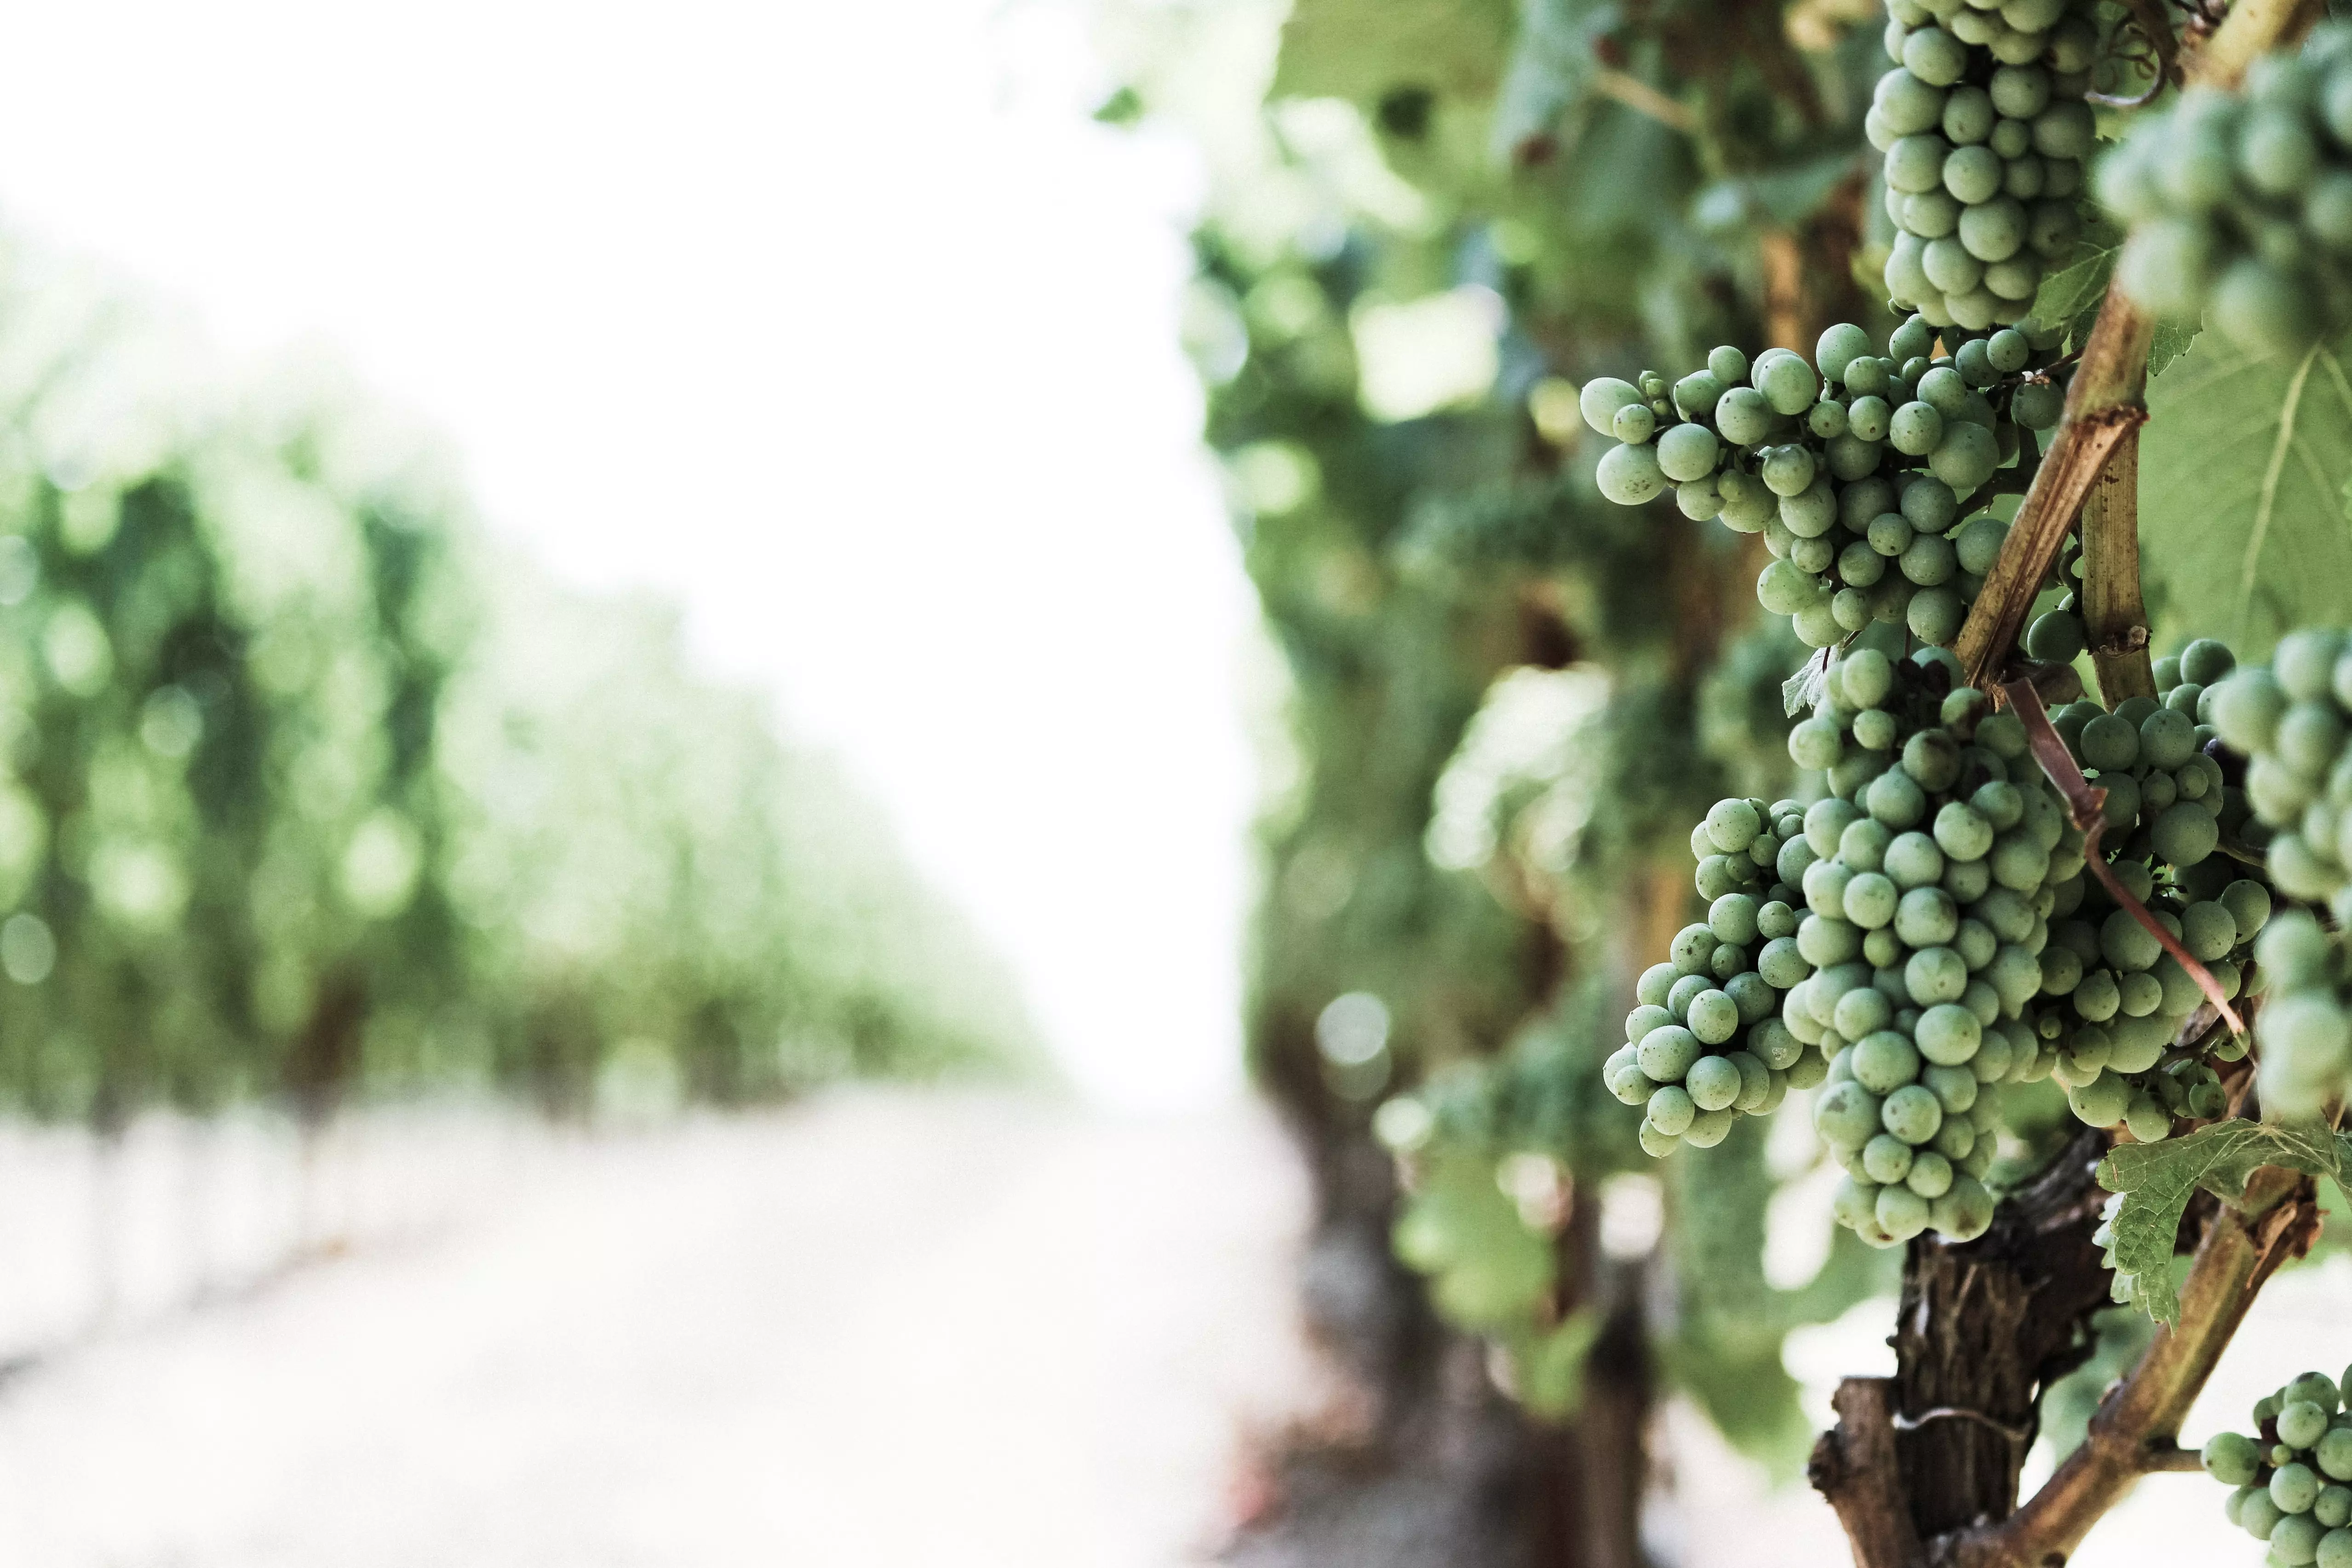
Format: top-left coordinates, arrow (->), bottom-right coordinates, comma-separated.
0,237 -> 1036,1126
2097,1122 -> 2352,1325
2141,334 -> 2352,660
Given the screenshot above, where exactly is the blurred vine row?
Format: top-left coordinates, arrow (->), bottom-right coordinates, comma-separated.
0,237 -> 1038,1138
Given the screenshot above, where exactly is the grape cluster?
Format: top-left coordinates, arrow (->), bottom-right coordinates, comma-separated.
1602,796 -> 1825,1152
2210,626 -> 2352,918
1789,649 -> 2074,1244
2101,25 -> 2352,358
2202,1367 -> 2352,1568
2024,643 -> 2264,1137
2031,864 -> 2267,1138
1870,0 -> 2096,330
1580,316 -> 2065,649
2247,910 -> 2351,1120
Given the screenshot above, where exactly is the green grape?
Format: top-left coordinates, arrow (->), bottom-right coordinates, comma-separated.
1597,442 -> 1669,505
1580,377 -> 1645,435
1657,422 -> 1720,481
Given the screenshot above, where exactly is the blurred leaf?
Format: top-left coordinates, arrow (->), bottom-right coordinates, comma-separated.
1489,0 -> 1617,156
1517,1306 -> 1604,1418
1274,0 -> 1516,108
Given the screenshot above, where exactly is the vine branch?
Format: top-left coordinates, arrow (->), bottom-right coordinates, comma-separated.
1948,1166 -> 2324,1568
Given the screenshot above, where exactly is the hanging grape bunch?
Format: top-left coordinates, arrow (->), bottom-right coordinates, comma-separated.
1795,655 -> 2080,1246
2210,627 -> 2352,916
2102,24 -> 2352,357
1870,0 -> 2097,329
2022,643 -> 2262,1138
1611,646 -> 2078,1246
1580,316 -> 2067,650
1603,795 -> 1827,1154
2200,1367 -> 2352,1568
2236,909 -> 2351,1121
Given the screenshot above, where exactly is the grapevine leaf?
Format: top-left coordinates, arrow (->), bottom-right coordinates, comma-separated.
2030,236 -> 2117,355
2149,320 -> 2198,380
1273,0 -> 1515,108
2096,1121 -> 2352,1325
2139,332 -> 2352,660
1782,649 -> 1827,718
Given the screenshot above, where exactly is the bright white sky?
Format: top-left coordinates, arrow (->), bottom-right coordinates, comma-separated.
0,0 -> 1258,1109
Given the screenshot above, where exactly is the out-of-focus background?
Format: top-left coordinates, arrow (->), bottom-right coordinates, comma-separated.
0,3 -> 2338,1567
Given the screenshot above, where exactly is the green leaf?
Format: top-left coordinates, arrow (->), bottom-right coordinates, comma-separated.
2138,333 -> 2352,660
2096,1120 -> 2352,1325
1273,0 -> 1516,109
2029,236 -> 2117,354
1782,651 -> 1826,718
2149,320 -> 2198,380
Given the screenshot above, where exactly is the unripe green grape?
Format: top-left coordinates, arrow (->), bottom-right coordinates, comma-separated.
1942,83 -> 1996,144
1889,315 -> 1934,363
2277,1514 -> 2328,1566
2011,379 -> 2062,429
1580,377 -> 1644,436
1889,134 -> 1954,194
2067,1069 -> 2132,1126
2031,99 -> 2094,159
1877,1182 -> 1932,1239
1816,321 -> 1872,384
1758,353 -> 1821,415
1597,441 -> 1669,505
1991,119 -> 2033,161
2123,1093 -> 2173,1143
1905,189 -> 1961,237
2153,800 -> 2221,866
1673,369 -> 1727,419
1943,144 -> 2003,203
1708,343 -> 1748,384
2286,1401 -> 2335,1449
1877,69 -> 1949,136
1988,63 -> 2049,119
2246,1490 -> 2290,1542
2213,258 -> 2319,357
2282,1463 -> 2329,1517
2320,1427 -> 2352,1482
2211,1438 -> 2267,1486
1815,1078 -> 1885,1147
1929,421 -> 1998,492
1903,27 -> 1969,86
1808,400 -> 1849,439
1960,198 -> 2027,263
2243,108 -> 2322,197
1760,445 -> 1817,499
1715,385 -> 1775,445
2025,198 -> 2080,259
1647,1085 -> 1697,1136
1891,401 -> 1945,455
1676,477 -> 1724,521
1928,1172 -> 1993,1239
1656,421 -> 1720,481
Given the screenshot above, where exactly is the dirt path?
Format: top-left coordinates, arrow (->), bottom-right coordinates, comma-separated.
0,1091 -> 1318,1568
